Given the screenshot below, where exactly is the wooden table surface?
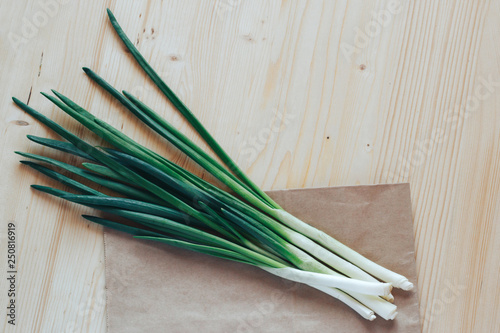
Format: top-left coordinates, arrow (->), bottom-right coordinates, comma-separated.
1,1 -> 499,332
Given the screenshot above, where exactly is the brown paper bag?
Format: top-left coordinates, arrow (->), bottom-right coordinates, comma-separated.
104,184 -> 420,332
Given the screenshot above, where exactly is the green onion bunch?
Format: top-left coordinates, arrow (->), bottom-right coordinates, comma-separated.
13,9 -> 413,321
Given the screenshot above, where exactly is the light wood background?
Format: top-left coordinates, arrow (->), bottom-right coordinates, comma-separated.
1,0 -> 499,332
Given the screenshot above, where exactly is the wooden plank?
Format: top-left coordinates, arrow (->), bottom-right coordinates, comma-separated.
0,0 -> 498,331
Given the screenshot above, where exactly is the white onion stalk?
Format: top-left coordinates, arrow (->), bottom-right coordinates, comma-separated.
310,285 -> 376,321
383,293 -> 395,303
261,267 -> 381,321
278,223 -> 382,282
347,292 -> 398,320
274,210 -> 414,290
223,197 -> 401,289
273,234 -> 398,319
261,267 -> 392,296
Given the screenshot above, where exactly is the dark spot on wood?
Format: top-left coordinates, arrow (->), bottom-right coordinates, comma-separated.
327,136 -> 330,139
170,55 -> 179,61
242,34 -> 254,42
143,28 -> 146,33
14,120 -> 29,126
27,86 -> 33,105
151,28 -> 155,34
367,143 -> 370,147
139,13 -> 142,18
359,64 -> 366,71
38,51 -> 44,77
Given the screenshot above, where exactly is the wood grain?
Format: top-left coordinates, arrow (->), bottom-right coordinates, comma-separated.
0,0 -> 498,332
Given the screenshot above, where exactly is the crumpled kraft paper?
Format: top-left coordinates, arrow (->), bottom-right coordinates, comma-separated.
104,183 -> 420,332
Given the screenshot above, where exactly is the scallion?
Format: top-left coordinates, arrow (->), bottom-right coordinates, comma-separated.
11,9 -> 414,321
